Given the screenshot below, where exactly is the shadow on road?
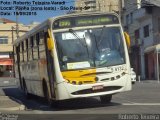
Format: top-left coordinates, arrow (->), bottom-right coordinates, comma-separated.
51,98 -> 121,111
2,87 -> 121,111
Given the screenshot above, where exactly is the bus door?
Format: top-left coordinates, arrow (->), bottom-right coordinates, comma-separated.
44,32 -> 56,98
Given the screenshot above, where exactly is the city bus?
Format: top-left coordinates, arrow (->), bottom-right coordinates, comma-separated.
13,12 -> 131,105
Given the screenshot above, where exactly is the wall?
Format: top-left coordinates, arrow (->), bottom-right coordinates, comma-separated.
152,7 -> 160,45
123,0 -> 141,46
0,22 -> 36,53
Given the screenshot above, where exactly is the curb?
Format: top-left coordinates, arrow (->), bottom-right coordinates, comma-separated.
0,105 -> 25,111
0,96 -> 25,111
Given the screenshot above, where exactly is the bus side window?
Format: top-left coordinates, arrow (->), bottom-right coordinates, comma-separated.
39,31 -> 46,59
30,36 -> 34,61
33,35 -> 38,60
25,39 -> 28,61
39,31 -> 44,45
23,40 -> 27,62
20,42 -> 24,62
28,38 -> 31,61
36,33 -> 40,59
16,44 -> 20,63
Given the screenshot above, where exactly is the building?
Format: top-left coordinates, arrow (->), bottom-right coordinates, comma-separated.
75,0 -> 123,13
123,0 -> 142,78
0,18 -> 38,77
123,0 -> 160,80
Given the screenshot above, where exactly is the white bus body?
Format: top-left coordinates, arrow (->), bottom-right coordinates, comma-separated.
13,12 -> 131,103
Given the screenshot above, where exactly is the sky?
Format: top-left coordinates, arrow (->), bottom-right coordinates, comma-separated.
1,0 -> 75,25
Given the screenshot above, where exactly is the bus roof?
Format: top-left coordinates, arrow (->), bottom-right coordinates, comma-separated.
13,12 -> 120,45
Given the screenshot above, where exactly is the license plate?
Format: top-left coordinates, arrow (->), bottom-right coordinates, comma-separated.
92,85 -> 104,91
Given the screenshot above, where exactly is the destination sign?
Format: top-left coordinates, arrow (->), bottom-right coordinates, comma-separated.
76,17 -> 113,26
53,14 -> 119,29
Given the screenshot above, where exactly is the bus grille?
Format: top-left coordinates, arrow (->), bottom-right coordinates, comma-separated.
71,86 -> 122,95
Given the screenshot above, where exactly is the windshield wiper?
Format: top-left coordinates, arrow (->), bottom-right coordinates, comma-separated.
93,33 -> 100,54
68,29 -> 90,59
68,29 -> 85,46
98,26 -> 106,46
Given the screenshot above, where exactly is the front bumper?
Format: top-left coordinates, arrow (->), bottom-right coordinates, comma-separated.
55,74 -> 131,100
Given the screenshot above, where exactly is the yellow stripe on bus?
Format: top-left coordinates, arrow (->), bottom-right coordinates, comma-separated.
62,69 -> 97,84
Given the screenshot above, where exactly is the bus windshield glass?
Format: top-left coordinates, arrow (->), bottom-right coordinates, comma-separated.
54,26 -> 125,71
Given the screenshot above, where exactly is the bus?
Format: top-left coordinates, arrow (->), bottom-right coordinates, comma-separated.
13,12 -> 131,105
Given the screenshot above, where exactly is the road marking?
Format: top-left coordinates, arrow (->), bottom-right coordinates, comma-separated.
122,103 -> 160,106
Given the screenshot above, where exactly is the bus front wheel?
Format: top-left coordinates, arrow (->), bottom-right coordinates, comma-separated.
43,82 -> 51,103
43,82 -> 58,107
100,95 -> 112,104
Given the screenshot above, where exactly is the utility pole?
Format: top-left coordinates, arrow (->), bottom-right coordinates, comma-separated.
11,26 -> 14,44
11,26 -> 15,77
16,13 -> 19,39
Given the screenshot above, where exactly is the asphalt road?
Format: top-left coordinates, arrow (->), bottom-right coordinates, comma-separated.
0,78 -> 160,120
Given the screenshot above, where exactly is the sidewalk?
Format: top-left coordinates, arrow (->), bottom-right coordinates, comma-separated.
0,96 -> 25,111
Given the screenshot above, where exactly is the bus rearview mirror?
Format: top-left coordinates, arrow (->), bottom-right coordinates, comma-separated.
124,32 -> 131,48
47,38 -> 54,50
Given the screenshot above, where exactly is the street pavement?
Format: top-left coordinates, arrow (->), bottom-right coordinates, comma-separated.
0,96 -> 25,111
0,77 -> 160,115
0,77 -> 25,111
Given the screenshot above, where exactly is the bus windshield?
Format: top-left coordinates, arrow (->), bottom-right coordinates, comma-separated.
54,26 -> 125,71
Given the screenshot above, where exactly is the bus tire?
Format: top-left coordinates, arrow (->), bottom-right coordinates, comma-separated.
100,95 -> 112,104
43,82 -> 52,105
43,81 -> 59,108
23,80 -> 31,99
